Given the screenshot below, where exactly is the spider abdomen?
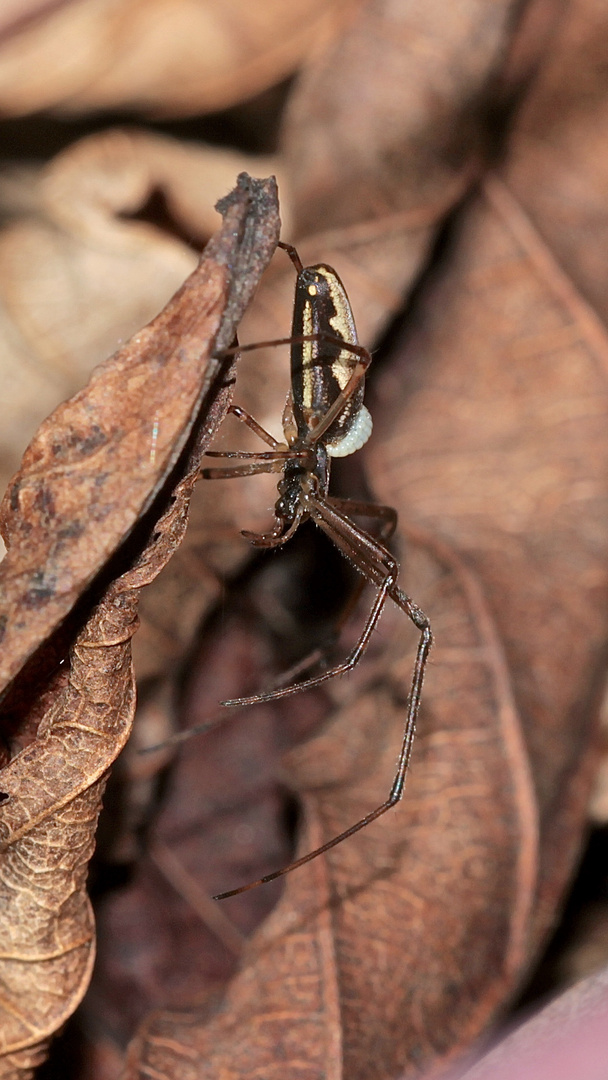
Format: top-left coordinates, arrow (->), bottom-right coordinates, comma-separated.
290,264 -> 370,455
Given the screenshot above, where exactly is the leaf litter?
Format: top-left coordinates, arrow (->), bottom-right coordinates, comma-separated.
1,0 -> 608,1078
0,174 -> 280,1077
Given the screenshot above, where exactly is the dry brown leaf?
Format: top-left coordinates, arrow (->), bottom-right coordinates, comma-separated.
0,172 -> 279,692
0,131 -> 253,493
0,572 -> 138,1079
90,610 -> 298,1042
372,167 -> 606,959
504,0 -> 608,327
281,0 -> 558,233
0,174 -> 280,1076
0,0 -> 357,117
123,530 -> 539,1080
371,0 -> 608,951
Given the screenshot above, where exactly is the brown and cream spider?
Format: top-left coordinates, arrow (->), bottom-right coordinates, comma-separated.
196,242 -> 432,899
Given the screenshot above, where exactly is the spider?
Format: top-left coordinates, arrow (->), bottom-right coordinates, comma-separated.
194,242 -> 433,898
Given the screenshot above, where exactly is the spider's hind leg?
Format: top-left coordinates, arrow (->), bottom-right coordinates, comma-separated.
215,497 -> 400,704
213,497 -> 432,899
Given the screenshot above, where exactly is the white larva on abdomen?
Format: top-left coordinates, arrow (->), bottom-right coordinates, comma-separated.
327,404 -> 373,457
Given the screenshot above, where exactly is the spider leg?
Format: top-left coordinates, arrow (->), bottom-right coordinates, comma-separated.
224,404 -> 281,448
219,505 -> 397,706
220,332 -> 367,392
216,331 -> 372,450
200,461 -> 284,480
241,507 -> 305,548
214,497 -> 432,899
326,497 -> 397,542
256,499 -> 399,691
220,497 -> 430,703
302,497 -> 398,648
204,450 -> 291,460
277,240 -> 304,273
306,343 -> 372,447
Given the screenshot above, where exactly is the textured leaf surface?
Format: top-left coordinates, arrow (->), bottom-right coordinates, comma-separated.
0,175 -> 280,1078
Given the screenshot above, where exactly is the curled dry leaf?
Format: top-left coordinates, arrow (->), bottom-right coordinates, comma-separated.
0,131 -> 205,491
37,129 -> 279,251
0,172 -> 280,692
0,129 -> 285,517
0,0 -> 356,117
0,174 -> 280,1076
